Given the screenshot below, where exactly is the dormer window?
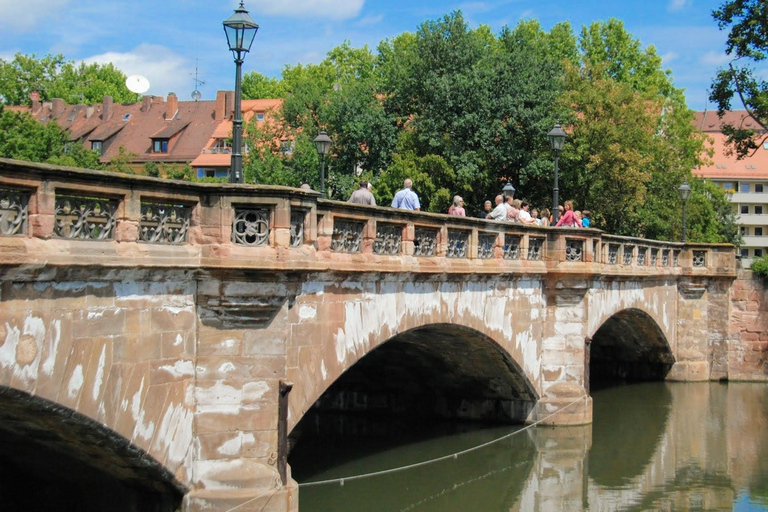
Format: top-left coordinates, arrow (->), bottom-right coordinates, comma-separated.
256,112 -> 265,122
153,138 -> 169,153
91,141 -> 103,155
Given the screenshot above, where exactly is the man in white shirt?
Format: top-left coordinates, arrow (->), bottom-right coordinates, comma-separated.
486,195 -> 507,221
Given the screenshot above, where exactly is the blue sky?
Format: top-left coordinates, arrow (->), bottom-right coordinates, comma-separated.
0,0 -> 735,111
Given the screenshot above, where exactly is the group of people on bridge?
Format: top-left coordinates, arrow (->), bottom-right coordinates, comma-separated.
346,178 -> 592,228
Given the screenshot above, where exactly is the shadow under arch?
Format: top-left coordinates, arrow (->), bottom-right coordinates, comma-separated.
0,386 -> 185,512
590,308 -> 675,383
289,323 -> 539,485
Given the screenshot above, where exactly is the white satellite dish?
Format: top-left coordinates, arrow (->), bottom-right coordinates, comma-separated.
126,75 -> 150,94
191,90 -> 202,101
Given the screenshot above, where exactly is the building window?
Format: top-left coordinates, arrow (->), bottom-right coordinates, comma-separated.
741,183 -> 751,193
756,205 -> 764,215
757,184 -> 764,193
91,141 -> 103,154
256,112 -> 265,122
741,226 -> 748,236
755,227 -> 763,237
722,182 -> 735,191
741,248 -> 749,257
153,139 -> 169,153
755,249 -> 763,257
741,205 -> 749,214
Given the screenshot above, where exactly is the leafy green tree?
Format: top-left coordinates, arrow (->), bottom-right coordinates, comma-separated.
144,161 -> 160,177
242,72 -> 288,99
106,146 -> 137,174
686,179 -> 742,244
0,53 -> 138,105
0,107 -> 101,168
377,12 -> 565,211
709,0 -> 768,158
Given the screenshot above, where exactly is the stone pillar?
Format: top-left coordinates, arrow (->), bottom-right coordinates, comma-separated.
534,277 -> 592,426
188,277 -> 298,512
668,278 -> 711,381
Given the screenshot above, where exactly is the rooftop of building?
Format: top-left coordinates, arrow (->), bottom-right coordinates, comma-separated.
693,110 -> 768,181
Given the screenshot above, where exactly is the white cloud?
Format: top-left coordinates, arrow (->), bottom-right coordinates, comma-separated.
0,0 -> 69,32
661,52 -> 679,65
667,0 -> 689,12
700,50 -> 731,67
356,14 -> 383,27
247,0 -> 364,20
84,44 -> 191,98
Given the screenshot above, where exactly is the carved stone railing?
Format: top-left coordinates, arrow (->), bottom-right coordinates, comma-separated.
446,230 -> 469,259
0,158 -> 737,279
477,233 -> 497,259
0,187 -> 29,236
232,208 -> 270,246
331,219 -> 364,253
414,227 -> 438,257
140,203 -> 190,244
373,223 -> 402,256
54,194 -> 117,240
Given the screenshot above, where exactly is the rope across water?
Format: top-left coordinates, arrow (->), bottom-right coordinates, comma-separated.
299,394 -> 588,488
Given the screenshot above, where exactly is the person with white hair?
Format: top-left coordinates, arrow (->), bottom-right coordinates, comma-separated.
391,179 -> 421,211
448,195 -> 466,216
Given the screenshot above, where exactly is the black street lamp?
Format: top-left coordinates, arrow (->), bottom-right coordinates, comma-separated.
678,180 -> 692,243
313,130 -> 332,198
548,123 -> 567,223
502,181 -> 515,201
223,1 -> 259,184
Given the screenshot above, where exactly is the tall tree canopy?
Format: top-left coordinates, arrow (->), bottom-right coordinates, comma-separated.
709,0 -> 768,158
0,53 -> 138,105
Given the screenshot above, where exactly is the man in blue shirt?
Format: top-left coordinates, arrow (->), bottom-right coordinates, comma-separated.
391,179 -> 421,211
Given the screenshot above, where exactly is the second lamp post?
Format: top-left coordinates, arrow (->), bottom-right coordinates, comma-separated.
313,131 -> 332,198
548,123 -> 567,223
223,2 -> 259,184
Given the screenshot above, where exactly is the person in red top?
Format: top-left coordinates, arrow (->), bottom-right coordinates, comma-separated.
555,200 -> 579,227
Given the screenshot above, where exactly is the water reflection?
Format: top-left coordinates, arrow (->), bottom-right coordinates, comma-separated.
292,383 -> 768,512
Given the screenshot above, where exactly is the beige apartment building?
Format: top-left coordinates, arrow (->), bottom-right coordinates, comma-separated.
694,110 -> 768,263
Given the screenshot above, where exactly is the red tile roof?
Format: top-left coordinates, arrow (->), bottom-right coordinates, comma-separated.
693,110 -> 768,180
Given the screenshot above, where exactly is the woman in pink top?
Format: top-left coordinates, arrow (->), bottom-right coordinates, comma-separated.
448,195 -> 466,216
555,200 -> 579,227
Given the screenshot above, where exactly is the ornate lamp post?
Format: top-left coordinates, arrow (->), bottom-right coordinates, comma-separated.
313,130 -> 332,198
502,181 -> 515,201
678,181 -> 692,243
548,123 -> 567,223
223,2 -> 259,184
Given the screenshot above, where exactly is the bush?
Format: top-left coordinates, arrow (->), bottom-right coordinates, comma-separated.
751,256 -> 768,279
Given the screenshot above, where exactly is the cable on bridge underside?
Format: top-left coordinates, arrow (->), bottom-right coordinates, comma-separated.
298,394 -> 588,488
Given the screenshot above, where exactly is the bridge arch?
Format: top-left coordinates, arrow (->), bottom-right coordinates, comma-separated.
289,322 -> 541,438
589,308 -> 675,382
0,386 -> 184,511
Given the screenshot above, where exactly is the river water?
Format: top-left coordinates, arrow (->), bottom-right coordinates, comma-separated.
290,382 -> 768,512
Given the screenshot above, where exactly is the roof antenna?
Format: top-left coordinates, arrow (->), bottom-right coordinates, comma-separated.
191,57 -> 205,101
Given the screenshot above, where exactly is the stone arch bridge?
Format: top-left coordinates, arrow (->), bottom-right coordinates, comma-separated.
0,159 -> 738,511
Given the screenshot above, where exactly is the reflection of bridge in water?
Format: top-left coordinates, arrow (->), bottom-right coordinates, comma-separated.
295,383 -> 768,512
0,158 -> 748,512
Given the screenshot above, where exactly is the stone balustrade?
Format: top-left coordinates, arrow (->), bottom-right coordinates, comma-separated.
0,158 -> 736,278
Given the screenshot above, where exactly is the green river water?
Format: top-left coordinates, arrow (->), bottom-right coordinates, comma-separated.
290,382 -> 768,512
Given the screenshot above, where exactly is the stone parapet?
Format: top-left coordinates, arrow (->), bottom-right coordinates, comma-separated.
0,158 -> 736,281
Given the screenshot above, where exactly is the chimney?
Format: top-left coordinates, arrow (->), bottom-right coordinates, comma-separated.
215,90 -> 226,121
31,97 -> 41,114
86,106 -> 94,119
52,98 -> 65,116
225,91 -> 235,119
141,95 -> 152,112
165,92 -> 178,120
102,96 -> 113,121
